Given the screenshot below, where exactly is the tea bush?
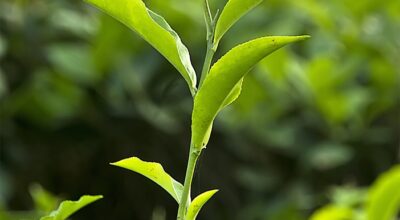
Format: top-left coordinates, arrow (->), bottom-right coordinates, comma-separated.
0,0 -> 399,219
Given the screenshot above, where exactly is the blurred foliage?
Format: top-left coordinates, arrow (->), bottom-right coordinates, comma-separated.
310,165 -> 400,220
0,0 -> 399,219
0,184 -> 102,220
0,184 -> 59,220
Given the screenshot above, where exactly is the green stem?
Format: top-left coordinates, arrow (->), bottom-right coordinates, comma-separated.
177,145 -> 201,220
199,42 -> 215,87
198,0 -> 217,88
176,1 -> 216,219
176,41 -> 213,220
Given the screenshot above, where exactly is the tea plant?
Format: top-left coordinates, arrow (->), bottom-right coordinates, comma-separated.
85,0 -> 308,219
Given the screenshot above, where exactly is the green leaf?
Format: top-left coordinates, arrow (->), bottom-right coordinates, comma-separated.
331,187 -> 367,207
111,157 -> 184,203
29,184 -> 60,213
85,0 -> 197,95
192,36 -> 309,150
310,205 -> 354,220
367,165 -> 400,220
186,190 -> 218,220
40,195 -> 103,220
213,0 -> 263,48
221,78 -> 243,110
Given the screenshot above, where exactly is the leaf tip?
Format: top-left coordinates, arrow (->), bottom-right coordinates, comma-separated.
93,195 -> 104,199
287,35 -> 311,42
199,189 -> 219,200
209,189 -> 219,195
109,161 -> 119,166
275,35 -> 310,45
110,156 -> 141,167
80,195 -> 104,202
86,195 -> 104,203
300,35 -> 311,40
109,159 -> 126,168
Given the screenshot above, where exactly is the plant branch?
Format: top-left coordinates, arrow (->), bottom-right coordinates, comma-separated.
177,145 -> 201,220
199,41 -> 215,88
199,0 -> 218,88
176,2 -> 218,219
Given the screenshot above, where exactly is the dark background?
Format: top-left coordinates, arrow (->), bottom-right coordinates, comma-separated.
0,0 -> 399,219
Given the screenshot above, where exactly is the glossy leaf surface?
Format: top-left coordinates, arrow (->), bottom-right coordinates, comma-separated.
214,0 -> 263,48
192,36 -> 309,150
111,157 -> 184,203
186,190 -> 218,220
40,195 -> 103,220
85,0 -> 197,95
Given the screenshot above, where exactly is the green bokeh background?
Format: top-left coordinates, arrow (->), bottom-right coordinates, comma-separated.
0,0 -> 399,219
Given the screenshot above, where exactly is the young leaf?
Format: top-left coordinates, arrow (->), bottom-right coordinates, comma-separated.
367,165 -> 400,220
40,195 -> 103,220
213,0 -> 263,49
192,36 -> 309,150
186,190 -> 218,220
85,0 -> 197,95
111,157 -> 184,203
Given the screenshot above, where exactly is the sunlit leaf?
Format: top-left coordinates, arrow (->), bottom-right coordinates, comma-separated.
310,205 -> 353,220
213,0 -> 263,48
40,195 -> 103,220
111,157 -> 184,203
85,0 -> 197,95
186,190 -> 218,220
192,36 -> 309,150
367,165 -> 400,220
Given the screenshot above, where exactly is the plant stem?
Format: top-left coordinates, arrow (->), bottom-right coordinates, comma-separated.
176,42 -> 214,220
177,145 -> 201,220
198,0 -> 216,88
176,2 -> 217,219
199,42 -> 215,87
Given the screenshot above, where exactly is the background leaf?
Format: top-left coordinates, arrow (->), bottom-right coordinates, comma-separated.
40,195 -> 103,220
111,157 -> 184,203
310,205 -> 354,220
367,165 -> 400,220
85,0 -> 197,95
29,184 -> 60,213
186,190 -> 218,220
192,36 -> 309,150
213,0 -> 263,48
